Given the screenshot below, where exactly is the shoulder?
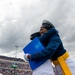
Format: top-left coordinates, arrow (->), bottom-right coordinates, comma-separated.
49,34 -> 61,43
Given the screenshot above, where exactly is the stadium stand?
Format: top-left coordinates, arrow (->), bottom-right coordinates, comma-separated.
0,55 -> 32,75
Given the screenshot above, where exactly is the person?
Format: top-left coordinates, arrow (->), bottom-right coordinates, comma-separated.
24,20 -> 75,75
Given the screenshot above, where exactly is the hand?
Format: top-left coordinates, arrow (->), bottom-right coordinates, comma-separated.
27,54 -> 31,59
24,53 -> 31,61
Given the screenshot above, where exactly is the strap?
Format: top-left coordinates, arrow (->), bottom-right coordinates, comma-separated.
53,52 -> 72,75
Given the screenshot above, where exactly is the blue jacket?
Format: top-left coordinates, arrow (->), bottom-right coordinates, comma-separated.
31,28 -> 66,61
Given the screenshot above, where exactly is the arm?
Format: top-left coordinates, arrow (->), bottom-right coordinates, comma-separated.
30,35 -> 61,61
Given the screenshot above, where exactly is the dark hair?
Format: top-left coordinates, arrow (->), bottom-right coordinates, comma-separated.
30,32 -> 40,40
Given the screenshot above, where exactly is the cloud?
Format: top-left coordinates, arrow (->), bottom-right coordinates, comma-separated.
0,0 -> 75,59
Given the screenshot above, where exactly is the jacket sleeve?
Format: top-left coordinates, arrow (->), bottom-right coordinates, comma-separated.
30,35 -> 61,61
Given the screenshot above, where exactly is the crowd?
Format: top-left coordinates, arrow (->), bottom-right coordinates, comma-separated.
0,68 -> 32,75
0,55 -> 32,75
0,56 -> 25,62
0,61 -> 31,70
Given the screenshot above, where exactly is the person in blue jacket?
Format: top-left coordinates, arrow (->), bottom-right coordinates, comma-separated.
24,20 -> 75,75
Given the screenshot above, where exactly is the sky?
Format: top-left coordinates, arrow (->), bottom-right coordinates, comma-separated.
0,0 -> 75,60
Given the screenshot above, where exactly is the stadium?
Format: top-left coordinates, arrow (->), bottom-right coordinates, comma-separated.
0,55 -> 32,75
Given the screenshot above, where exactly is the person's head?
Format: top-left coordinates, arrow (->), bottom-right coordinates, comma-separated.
30,32 -> 40,40
30,20 -> 55,40
40,20 -> 55,35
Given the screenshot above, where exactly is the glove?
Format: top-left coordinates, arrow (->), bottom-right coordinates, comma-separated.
24,53 -> 31,61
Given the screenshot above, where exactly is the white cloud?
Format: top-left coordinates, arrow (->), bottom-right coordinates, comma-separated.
0,0 -> 75,60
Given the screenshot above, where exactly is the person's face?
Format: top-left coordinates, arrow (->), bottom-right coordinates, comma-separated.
40,27 -> 48,35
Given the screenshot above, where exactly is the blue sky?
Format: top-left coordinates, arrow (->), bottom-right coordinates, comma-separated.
0,0 -> 75,60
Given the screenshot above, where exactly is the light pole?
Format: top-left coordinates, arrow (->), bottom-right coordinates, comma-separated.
15,45 -> 19,58
11,45 -> 19,75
